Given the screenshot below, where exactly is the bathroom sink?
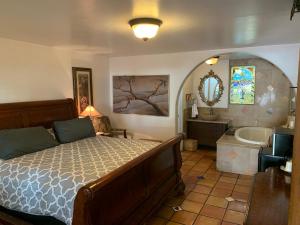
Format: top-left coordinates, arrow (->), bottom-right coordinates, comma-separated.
199,113 -> 218,121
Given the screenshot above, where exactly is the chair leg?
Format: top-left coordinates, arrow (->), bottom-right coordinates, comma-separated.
258,149 -> 264,172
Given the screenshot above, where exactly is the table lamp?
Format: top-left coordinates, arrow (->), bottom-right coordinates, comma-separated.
80,105 -> 102,131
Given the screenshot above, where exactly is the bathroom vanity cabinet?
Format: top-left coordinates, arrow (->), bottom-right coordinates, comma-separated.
186,119 -> 230,148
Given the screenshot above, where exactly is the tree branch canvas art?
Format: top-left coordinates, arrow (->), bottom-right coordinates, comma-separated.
113,75 -> 169,116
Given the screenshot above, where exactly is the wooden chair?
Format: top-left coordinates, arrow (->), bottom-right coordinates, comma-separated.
98,116 -> 127,138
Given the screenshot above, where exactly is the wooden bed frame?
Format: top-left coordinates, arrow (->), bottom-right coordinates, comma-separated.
0,99 -> 184,225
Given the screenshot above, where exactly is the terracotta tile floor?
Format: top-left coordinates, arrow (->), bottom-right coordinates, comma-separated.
146,149 -> 254,225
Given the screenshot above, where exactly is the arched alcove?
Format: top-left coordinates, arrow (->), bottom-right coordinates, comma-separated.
175,52 -> 293,135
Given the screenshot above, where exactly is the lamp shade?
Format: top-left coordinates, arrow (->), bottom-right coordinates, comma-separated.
80,105 -> 102,117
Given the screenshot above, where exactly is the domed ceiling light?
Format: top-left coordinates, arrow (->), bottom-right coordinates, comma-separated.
205,56 -> 219,65
128,18 -> 163,41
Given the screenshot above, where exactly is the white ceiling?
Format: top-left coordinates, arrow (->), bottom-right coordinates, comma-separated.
0,0 -> 299,56
219,52 -> 259,60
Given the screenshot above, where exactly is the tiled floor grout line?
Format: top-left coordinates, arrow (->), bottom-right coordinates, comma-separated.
220,173 -> 238,223
199,156 -> 249,224
187,155 -> 231,225
192,159 -> 214,225
182,153 -> 216,225
149,150 -> 252,225
191,165 -> 221,225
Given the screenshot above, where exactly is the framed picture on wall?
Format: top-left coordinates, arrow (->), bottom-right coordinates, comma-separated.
113,75 -> 169,116
72,67 -> 93,114
230,66 -> 256,105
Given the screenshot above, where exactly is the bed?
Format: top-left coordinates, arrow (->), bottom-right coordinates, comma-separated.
0,99 -> 184,225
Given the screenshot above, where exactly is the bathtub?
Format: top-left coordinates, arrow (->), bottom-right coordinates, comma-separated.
235,127 -> 273,146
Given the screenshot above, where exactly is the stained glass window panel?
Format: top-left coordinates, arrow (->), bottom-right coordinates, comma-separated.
230,66 -> 255,104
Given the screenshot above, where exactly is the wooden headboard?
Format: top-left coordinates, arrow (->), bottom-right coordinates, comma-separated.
0,98 -> 78,129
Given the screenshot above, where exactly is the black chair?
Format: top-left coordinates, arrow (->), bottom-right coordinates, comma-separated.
258,127 -> 294,172
258,147 -> 287,172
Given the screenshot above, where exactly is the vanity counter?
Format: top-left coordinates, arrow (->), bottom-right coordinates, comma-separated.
186,118 -> 231,124
186,119 -> 230,148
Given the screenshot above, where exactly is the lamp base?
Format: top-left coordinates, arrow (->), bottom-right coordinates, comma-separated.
91,117 -> 99,132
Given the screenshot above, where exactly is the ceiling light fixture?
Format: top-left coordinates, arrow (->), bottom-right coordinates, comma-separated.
129,17 -> 163,41
205,56 -> 219,65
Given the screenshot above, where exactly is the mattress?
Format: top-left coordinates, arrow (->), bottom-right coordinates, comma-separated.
0,136 -> 159,225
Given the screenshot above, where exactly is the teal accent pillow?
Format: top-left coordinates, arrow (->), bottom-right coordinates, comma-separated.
0,126 -> 59,160
53,117 -> 96,143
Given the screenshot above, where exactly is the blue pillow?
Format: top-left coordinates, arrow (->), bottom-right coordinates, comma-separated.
53,117 -> 96,143
0,126 -> 59,160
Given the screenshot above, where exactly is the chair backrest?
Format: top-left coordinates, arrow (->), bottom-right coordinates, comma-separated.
99,116 -> 112,133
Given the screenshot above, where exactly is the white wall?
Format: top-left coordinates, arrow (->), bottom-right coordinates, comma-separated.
191,59 -> 229,108
109,44 -> 300,140
0,38 -> 72,102
0,37 -> 298,141
92,54 -> 110,115
0,38 -> 109,114
71,53 -> 110,115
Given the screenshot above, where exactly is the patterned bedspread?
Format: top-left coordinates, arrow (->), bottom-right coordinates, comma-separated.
0,136 -> 159,225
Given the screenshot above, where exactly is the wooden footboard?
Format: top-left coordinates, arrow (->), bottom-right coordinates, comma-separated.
0,99 -> 184,225
73,134 -> 184,225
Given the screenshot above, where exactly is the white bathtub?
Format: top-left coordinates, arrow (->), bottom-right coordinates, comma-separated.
235,127 -> 273,146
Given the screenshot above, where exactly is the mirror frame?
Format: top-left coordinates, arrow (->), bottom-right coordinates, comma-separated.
198,70 -> 224,106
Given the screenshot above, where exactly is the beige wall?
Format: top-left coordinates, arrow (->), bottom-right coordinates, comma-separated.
0,38 -> 109,115
0,37 -> 298,140
187,58 -> 291,128
109,44 -> 300,140
225,58 -> 290,127
187,59 -> 230,108
71,53 -> 110,115
0,38 -> 72,102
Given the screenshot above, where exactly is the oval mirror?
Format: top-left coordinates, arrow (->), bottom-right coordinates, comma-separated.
198,70 -> 224,106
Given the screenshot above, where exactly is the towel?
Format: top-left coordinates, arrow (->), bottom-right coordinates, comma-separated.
191,103 -> 198,118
